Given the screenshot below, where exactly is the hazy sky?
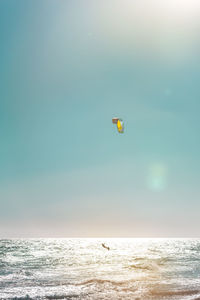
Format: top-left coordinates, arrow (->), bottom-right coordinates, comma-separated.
0,0 -> 200,237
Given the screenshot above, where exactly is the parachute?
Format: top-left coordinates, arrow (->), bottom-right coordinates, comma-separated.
112,118 -> 124,133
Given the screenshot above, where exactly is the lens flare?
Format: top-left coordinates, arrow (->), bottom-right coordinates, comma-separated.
147,163 -> 168,191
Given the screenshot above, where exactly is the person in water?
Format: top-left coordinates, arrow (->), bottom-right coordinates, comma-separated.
102,243 -> 110,250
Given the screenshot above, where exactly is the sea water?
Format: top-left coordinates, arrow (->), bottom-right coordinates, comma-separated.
0,238 -> 200,299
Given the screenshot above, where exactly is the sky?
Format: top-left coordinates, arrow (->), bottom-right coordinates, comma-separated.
0,0 -> 200,237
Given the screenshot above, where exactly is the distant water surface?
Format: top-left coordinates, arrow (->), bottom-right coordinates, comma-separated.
0,238 -> 200,299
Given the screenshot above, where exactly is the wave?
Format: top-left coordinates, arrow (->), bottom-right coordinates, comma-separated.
128,256 -> 168,271
150,288 -> 200,297
46,295 -> 79,299
76,278 -> 130,286
10,295 -> 79,300
75,278 -> 141,296
10,297 -> 34,300
129,261 -> 160,271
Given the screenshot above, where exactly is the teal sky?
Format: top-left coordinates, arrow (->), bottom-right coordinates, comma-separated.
0,0 -> 200,237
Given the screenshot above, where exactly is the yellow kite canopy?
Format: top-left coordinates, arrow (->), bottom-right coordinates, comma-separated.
112,118 -> 124,133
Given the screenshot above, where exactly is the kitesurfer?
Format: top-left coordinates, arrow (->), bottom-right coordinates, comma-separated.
102,243 -> 110,250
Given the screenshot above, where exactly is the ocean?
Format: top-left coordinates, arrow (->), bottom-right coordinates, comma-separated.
0,238 -> 200,299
